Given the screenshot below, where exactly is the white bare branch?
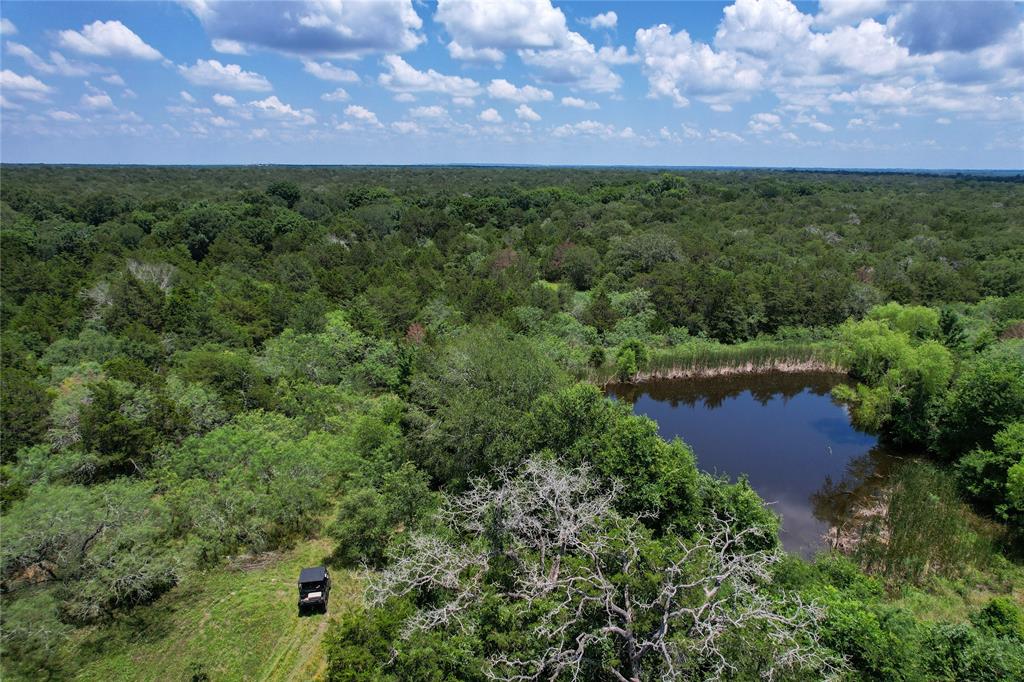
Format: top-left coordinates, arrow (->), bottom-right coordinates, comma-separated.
127,259 -> 177,292
81,280 -> 112,321
368,455 -> 845,681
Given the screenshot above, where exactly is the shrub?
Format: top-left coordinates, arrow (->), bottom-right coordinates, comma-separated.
615,346 -> 637,381
971,597 -> 1024,640
157,412 -> 332,564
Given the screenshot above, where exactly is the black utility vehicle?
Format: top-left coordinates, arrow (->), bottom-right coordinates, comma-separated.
297,566 -> 331,615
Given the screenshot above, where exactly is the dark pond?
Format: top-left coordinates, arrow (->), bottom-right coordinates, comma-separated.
607,373 -> 906,557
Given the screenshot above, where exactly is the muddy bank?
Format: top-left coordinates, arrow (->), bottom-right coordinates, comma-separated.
824,498 -> 890,554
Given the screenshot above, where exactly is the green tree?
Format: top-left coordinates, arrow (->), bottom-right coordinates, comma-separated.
971,597 -> 1024,640
582,287 -> 618,332
0,369 -> 50,459
266,181 -> 301,208
957,422 -> 1024,521
936,341 -> 1024,455
528,383 -> 701,528
78,380 -> 157,477
868,302 -> 940,340
407,326 -> 566,485
615,346 -> 637,381
329,463 -> 435,567
939,307 -> 967,350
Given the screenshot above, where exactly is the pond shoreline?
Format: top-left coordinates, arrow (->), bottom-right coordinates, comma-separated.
599,358 -> 847,387
603,369 -> 894,557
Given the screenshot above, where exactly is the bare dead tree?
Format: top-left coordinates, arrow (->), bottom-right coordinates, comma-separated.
81,280 -> 112,321
127,259 -> 177,292
369,456 -> 845,681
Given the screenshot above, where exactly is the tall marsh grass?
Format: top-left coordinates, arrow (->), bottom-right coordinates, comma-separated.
854,462 -> 1002,586
588,339 -> 845,384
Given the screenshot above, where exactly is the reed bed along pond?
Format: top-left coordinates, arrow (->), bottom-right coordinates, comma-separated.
590,340 -> 845,386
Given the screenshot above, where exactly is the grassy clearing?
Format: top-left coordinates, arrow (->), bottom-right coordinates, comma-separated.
890,547 -> 1024,624
67,538 -> 360,682
894,568 -> 1024,624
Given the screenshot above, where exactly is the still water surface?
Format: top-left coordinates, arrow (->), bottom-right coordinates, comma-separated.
607,373 -> 904,557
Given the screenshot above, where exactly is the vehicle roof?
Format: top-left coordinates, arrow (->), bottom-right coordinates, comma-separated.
298,566 -> 327,583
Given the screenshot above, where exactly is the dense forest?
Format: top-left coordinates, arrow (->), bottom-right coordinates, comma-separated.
2,165 -> 1023,680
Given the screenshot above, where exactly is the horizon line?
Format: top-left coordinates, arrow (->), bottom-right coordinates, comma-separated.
1,162 -> 1021,175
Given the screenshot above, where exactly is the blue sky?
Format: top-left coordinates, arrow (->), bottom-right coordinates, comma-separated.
1,0 -> 1022,168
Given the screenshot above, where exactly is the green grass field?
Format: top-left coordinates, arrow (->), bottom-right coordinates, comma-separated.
67,539 -> 360,682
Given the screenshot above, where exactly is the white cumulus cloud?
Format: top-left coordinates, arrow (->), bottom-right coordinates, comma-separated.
0,69 -> 53,101
515,104 -> 540,121
345,103 -> 383,126
48,110 -> 80,121
714,0 -> 812,57
6,43 -> 95,77
436,0 -> 570,55
814,0 -> 888,28
435,1 -> 625,92
708,128 -> 744,143
410,105 -> 447,118
58,20 -> 162,59
551,119 -> 635,140
560,96 -> 599,110
587,12 -> 618,30
81,91 -> 116,109
321,88 -> 350,102
681,123 -> 703,139
302,60 -> 359,83
249,95 -> 316,124
447,42 -> 505,64
487,78 -> 553,102
597,45 -> 638,65
378,55 -> 481,97
635,23 -> 762,108
520,31 -> 624,92
795,112 -> 834,132
212,38 -> 248,55
392,120 -> 425,134
478,107 -> 502,123
748,112 -> 782,133
179,59 -> 272,91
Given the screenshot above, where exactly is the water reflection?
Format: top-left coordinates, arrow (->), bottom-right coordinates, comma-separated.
609,371 -> 836,408
607,373 -> 906,557
812,447 -> 905,552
